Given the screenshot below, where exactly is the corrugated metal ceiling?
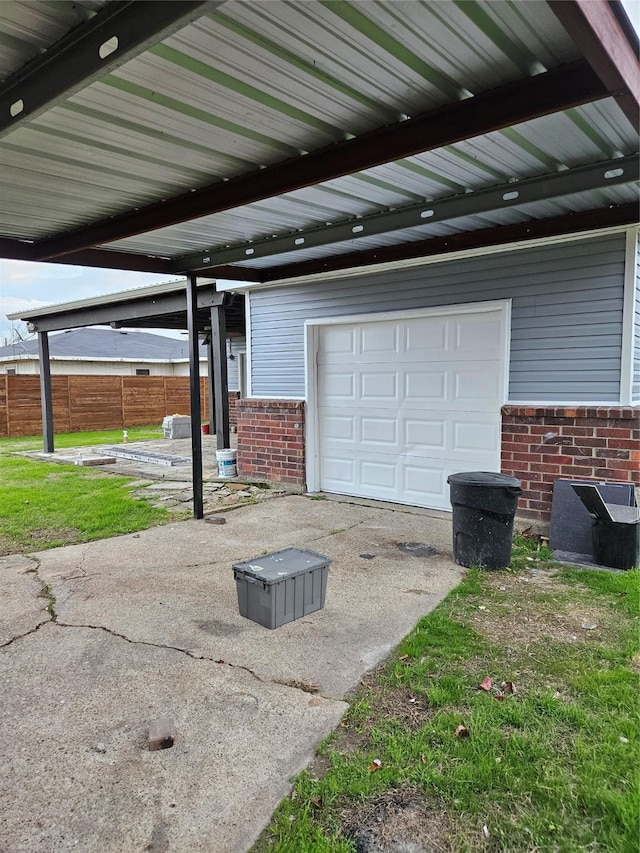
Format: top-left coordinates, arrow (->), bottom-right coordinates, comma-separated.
0,0 -> 637,269
0,0 -> 106,83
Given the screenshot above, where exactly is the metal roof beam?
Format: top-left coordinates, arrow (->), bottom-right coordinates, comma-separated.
174,155 -> 639,272
257,203 -> 639,283
24,288 -> 225,334
0,236 -> 267,278
550,0 -> 640,130
34,60 -> 610,260
0,1 -> 216,139
0,236 -> 174,272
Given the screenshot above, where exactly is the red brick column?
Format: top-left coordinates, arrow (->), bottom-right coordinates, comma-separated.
236,399 -> 305,485
228,391 -> 240,429
501,406 -> 639,522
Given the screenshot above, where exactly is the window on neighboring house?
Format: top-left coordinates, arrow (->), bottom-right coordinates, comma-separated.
135,368 -> 150,376
6,367 -> 16,375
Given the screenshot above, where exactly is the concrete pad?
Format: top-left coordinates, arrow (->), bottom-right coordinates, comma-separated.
36,497 -> 463,697
0,623 -> 346,853
0,554 -> 48,646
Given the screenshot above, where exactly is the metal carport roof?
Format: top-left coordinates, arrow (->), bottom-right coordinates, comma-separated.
0,0 -> 638,282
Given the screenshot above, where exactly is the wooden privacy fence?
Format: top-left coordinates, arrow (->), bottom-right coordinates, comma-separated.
0,375 -> 210,437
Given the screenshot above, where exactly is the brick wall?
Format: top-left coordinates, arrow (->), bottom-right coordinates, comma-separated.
236,399 -> 305,485
501,406 -> 639,522
228,391 -> 240,429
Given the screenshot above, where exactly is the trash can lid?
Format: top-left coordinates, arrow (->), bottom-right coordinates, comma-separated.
447,471 -> 522,488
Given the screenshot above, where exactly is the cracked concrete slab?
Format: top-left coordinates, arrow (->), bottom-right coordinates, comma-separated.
35,497 -> 463,698
0,622 -> 346,853
0,554 -> 50,646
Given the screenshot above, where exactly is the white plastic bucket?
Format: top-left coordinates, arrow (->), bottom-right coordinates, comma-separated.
216,448 -> 237,479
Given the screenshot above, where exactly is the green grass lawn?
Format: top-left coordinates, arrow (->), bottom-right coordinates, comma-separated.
0,426 -> 173,555
0,425 -> 163,455
256,547 -> 640,853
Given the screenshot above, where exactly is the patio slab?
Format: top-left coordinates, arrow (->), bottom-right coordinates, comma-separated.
1,623 -> 345,853
0,554 -> 49,645
1,495 -> 462,852
35,496 -> 461,698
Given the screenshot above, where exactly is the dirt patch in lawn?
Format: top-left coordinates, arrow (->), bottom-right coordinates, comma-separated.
340,788 -> 457,853
27,527 -> 83,549
0,527 -> 83,556
460,569 -> 619,648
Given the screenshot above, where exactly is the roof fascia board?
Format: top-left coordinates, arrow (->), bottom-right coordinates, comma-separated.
177,155 -> 639,271
9,285 -> 226,331
34,60 -> 609,260
215,213 -> 637,292
549,0 -> 640,130
0,0 -> 216,139
8,279 -> 189,321
0,237 -> 266,277
0,237 -> 175,273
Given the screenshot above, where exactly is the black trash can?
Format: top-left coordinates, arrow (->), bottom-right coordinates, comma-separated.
592,518 -> 640,570
447,472 -> 523,569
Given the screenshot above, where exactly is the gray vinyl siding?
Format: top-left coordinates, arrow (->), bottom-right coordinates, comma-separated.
227,337 -> 245,391
250,234 -> 626,402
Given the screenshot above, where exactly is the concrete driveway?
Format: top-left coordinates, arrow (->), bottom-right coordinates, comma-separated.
1,495 -> 463,853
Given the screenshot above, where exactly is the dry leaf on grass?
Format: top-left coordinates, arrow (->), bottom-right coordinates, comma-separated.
479,676 -> 492,691
455,725 -> 470,738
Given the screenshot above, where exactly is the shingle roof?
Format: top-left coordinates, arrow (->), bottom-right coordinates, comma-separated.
0,327 -> 205,360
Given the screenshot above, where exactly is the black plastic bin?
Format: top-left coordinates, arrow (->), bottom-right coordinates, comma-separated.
592,518 -> 640,570
447,472 -> 523,569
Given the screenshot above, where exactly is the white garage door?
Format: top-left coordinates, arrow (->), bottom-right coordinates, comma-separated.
316,307 -> 505,510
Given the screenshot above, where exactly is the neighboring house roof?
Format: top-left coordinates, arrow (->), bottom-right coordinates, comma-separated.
0,328 -> 206,361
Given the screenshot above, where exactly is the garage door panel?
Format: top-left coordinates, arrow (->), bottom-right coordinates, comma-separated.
404,417 -> 446,450
361,369 -> 398,401
319,367 -> 356,401
360,458 -> 397,490
322,413 -> 355,442
453,365 -> 502,406
320,408 -> 498,457
361,323 -> 400,355
405,317 -> 447,354
402,459 -> 447,505
361,415 -> 397,446
322,455 -> 355,486
452,314 -> 502,355
319,326 -> 356,356
453,419 -> 500,454
404,369 -> 447,403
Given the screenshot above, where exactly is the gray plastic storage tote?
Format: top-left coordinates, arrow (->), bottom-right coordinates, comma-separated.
233,547 -> 330,629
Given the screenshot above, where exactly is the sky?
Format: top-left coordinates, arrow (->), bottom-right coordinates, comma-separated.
1,0 -> 638,344
0,260 -> 184,343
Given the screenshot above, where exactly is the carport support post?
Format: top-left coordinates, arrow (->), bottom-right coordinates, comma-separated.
186,274 -> 204,519
37,330 -> 54,453
206,334 -> 216,435
210,304 -> 230,450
